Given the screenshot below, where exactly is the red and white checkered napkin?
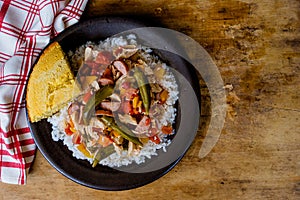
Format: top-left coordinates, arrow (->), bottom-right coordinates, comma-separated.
0,0 -> 88,185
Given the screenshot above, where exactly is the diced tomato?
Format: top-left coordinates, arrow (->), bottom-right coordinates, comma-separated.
82,90 -> 93,104
65,124 -> 73,136
145,117 -> 151,126
149,134 -> 160,144
72,133 -> 81,144
161,125 -> 173,134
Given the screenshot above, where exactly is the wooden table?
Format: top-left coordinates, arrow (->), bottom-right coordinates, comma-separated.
1,0 -> 299,199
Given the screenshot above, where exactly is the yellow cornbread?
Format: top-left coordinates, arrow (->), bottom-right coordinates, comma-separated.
26,42 -> 81,122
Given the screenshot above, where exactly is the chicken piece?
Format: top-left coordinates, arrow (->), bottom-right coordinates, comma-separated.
135,115 -> 150,134
118,114 -> 137,126
100,101 -> 121,112
113,45 -> 138,59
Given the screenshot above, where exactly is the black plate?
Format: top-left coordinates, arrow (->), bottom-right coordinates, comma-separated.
27,17 -> 200,190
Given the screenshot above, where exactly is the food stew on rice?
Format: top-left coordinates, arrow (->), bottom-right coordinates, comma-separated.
48,34 -> 179,168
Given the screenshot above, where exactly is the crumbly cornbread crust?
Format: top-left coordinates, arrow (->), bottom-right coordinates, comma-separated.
26,42 -> 80,122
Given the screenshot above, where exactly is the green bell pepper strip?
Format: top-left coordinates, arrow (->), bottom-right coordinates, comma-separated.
133,67 -> 150,115
100,116 -> 143,146
83,85 -> 114,124
92,144 -> 115,168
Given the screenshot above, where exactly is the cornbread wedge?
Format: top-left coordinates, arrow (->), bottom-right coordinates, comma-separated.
26,42 -> 81,122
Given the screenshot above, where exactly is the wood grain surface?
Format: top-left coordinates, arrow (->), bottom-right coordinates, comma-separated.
1,0 -> 299,199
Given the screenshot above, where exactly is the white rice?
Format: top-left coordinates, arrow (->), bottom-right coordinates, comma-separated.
48,35 -> 179,167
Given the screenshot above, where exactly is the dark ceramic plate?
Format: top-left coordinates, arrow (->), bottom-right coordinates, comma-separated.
27,17 -> 200,190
